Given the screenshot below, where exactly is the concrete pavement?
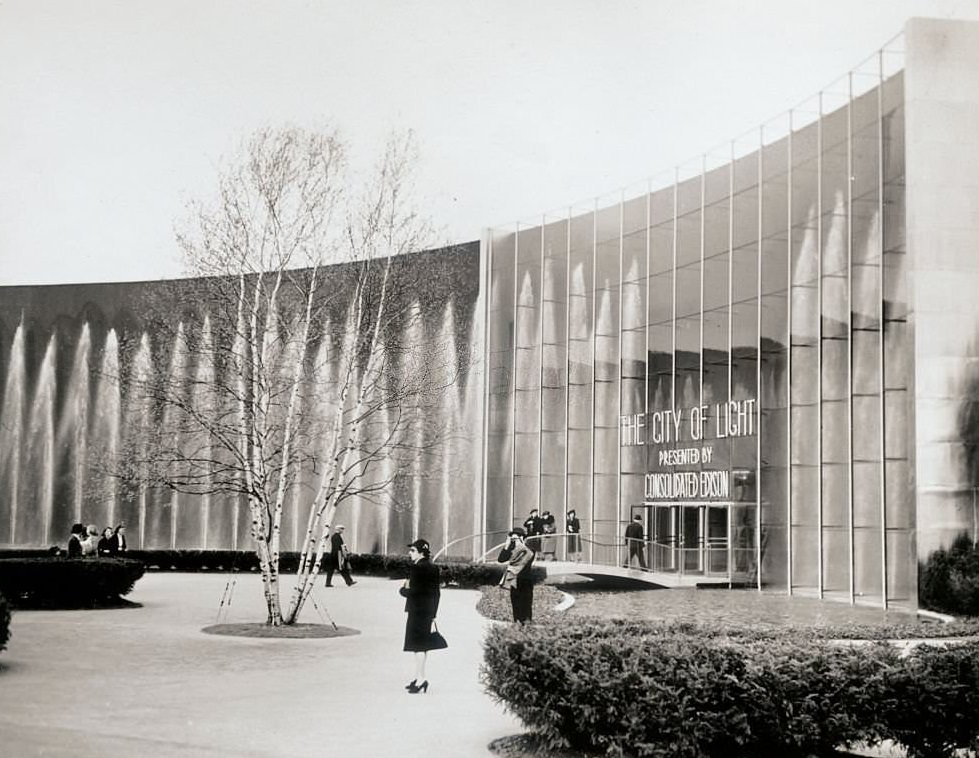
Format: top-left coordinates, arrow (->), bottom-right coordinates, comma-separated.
0,572 -> 524,757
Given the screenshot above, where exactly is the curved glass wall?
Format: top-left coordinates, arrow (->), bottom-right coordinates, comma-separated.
483,54 -> 910,609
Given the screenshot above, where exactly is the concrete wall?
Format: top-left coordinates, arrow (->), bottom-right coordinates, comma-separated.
906,17 -> 979,556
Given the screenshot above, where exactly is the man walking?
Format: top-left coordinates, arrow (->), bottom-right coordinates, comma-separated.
624,514 -> 647,569
498,527 -> 536,623
324,525 -> 356,587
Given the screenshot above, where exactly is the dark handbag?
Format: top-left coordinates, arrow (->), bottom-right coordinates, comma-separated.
428,620 -> 448,650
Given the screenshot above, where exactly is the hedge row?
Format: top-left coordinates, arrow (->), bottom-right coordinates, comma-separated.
0,557 -> 146,608
119,550 -> 544,589
0,591 -> 9,653
482,618 -> 979,758
920,532 -> 979,615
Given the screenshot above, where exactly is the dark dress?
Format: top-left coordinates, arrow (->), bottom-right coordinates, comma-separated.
67,534 -> 82,558
400,557 -> 441,652
109,533 -> 127,554
566,516 -> 581,553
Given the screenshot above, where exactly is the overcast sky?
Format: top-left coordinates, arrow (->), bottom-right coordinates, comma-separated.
2,0 -> 978,285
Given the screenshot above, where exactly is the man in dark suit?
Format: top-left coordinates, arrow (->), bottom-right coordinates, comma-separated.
67,523 -> 85,558
108,524 -> 127,554
522,509 -> 543,553
498,528 -> 536,623
324,525 -> 356,587
624,514 -> 647,569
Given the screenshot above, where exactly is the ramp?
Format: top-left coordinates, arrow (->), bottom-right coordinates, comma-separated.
539,560 -> 732,588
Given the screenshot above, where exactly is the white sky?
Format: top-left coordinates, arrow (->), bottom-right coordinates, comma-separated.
2,0 -> 978,285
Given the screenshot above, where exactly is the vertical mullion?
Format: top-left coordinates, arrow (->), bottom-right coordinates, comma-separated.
847,73 -> 856,605
479,230 -> 494,557
672,170 -> 679,417
617,192 -> 625,568
671,171 -> 679,573
563,208 -> 572,555
590,200 -> 598,561
699,157 -> 706,420
817,93 -> 825,599
509,224 -> 519,529
877,51 -> 889,609
787,113 -> 794,594
756,127 -> 764,591
728,143 -> 735,587
538,216 -> 546,535
698,158 -> 707,581
645,182 -> 652,567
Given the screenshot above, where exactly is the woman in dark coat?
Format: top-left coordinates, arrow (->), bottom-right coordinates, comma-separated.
399,538 -> 441,694
566,509 -> 582,561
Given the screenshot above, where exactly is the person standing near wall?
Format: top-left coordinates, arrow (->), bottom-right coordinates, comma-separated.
67,523 -> 85,558
566,510 -> 581,562
498,527 -> 536,623
109,524 -> 127,554
81,525 -> 99,557
624,515 -> 647,569
540,511 -> 557,561
522,509 -> 543,553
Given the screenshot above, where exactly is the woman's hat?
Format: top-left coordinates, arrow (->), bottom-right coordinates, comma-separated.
407,539 -> 430,552
508,527 -> 526,538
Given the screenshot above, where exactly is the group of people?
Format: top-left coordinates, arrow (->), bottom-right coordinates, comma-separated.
521,508 -> 583,561
66,522 -> 127,558
382,509 -> 646,694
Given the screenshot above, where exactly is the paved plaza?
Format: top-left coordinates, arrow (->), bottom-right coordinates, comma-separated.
0,573 -> 524,757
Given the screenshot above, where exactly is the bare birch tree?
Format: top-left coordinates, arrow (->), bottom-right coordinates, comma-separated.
119,126 -> 459,625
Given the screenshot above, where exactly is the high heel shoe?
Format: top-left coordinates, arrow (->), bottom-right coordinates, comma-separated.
404,679 -> 417,690
407,680 -> 428,694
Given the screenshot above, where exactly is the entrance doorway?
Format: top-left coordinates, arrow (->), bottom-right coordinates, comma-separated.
645,502 -> 734,577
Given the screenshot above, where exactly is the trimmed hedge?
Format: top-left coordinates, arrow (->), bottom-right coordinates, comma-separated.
0,557 -> 146,609
482,618 -> 979,758
120,550 -> 544,589
920,532 -> 979,615
0,591 -> 9,653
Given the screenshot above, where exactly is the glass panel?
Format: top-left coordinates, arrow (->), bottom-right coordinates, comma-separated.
760,135 -> 790,591
881,75 -> 911,607
567,210 -> 594,533
486,229 -> 516,532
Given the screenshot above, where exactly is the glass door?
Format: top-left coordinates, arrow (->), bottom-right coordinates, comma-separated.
651,505 -> 675,571
706,506 -> 728,574
681,505 -> 702,573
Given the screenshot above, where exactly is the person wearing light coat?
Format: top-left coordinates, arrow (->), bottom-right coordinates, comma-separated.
497,527 -> 536,623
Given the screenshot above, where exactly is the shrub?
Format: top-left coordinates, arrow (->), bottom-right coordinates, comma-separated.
0,557 -> 146,609
123,549 -> 539,588
0,591 -> 9,653
919,533 -> 979,615
482,618 -> 979,758
880,641 -> 979,758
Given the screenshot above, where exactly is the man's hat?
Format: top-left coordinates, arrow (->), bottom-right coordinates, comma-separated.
508,527 -> 527,538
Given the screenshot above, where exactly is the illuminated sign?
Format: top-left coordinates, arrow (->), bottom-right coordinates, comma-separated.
620,399 -> 757,502
619,400 -> 756,447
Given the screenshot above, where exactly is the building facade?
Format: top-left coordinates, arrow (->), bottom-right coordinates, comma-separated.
2,18 -> 979,609
480,17 -> 979,610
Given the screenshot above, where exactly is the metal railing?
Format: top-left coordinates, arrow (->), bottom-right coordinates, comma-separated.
433,530 -> 754,581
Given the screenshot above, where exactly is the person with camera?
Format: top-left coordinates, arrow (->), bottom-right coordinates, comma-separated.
497,527 -> 536,623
